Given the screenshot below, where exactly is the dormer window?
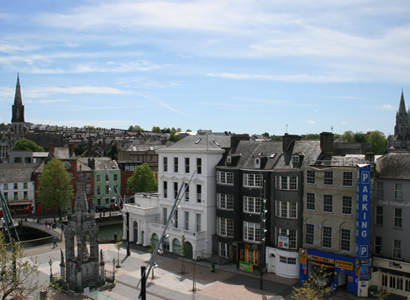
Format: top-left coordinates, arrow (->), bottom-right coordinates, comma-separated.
292,156 -> 299,163
254,158 -> 261,168
227,157 -> 232,163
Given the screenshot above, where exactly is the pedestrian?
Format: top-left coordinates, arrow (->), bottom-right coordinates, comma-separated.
114,232 -> 117,242
45,220 -> 48,227
53,237 -> 57,248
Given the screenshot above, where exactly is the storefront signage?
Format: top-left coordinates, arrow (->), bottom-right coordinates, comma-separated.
359,263 -> 370,280
239,261 -> 253,273
278,235 -> 289,249
378,200 -> 410,207
308,254 -> 334,264
299,248 -> 307,265
335,260 -> 354,271
355,164 -> 371,260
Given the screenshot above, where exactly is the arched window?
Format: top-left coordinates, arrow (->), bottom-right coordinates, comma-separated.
172,238 -> 180,254
163,237 -> 170,251
152,233 -> 159,247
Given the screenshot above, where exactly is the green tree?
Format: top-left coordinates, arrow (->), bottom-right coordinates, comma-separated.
0,232 -> 58,300
127,163 -> 158,193
12,139 -> 44,152
353,131 -> 367,143
161,127 -> 171,133
84,125 -> 95,129
107,143 -> 121,160
169,127 -> 182,142
148,237 -> 156,279
343,130 -> 355,142
274,136 -> 282,141
37,158 -> 73,220
372,288 -> 389,300
291,267 -> 332,300
180,235 -> 189,274
186,129 -> 192,132
262,132 -> 270,137
152,126 -> 161,132
115,236 -> 122,268
368,130 -> 387,154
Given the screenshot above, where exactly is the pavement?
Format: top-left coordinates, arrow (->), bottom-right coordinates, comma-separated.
13,219 -> 408,300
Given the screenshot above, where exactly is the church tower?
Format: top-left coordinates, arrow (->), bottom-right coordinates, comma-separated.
11,74 -> 27,141
64,172 -> 101,291
394,91 -> 409,139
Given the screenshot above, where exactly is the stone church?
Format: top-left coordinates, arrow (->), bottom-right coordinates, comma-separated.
387,91 -> 410,151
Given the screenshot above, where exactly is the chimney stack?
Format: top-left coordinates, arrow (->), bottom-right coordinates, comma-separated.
282,135 -> 301,152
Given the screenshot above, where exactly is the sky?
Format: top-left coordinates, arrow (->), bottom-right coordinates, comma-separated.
0,0 -> 409,137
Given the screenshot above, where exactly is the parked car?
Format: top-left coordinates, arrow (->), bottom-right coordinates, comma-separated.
95,206 -> 105,212
110,204 -> 123,210
315,271 -> 334,287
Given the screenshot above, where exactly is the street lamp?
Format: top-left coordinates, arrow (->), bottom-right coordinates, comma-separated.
48,259 -> 53,282
192,256 -> 200,292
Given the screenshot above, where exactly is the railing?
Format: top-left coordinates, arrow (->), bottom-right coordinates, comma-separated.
5,234 -> 63,250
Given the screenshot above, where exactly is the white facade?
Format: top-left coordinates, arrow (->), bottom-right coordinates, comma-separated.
0,181 -> 35,213
266,246 -> 299,278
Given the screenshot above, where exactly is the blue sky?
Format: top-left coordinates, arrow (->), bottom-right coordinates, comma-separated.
0,0 -> 409,137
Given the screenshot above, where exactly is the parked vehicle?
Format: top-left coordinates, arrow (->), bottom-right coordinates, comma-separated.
110,204 -> 123,210
95,206 -> 105,212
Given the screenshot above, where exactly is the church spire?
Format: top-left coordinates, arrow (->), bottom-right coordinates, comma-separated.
399,90 -> 406,114
11,73 -> 25,123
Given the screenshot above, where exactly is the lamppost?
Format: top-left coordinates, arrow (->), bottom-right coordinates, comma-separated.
259,177 -> 267,290
192,256 -> 200,292
48,259 -> 53,282
112,258 -> 116,281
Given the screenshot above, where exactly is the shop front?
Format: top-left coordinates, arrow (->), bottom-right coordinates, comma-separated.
299,249 -> 357,295
239,242 -> 261,273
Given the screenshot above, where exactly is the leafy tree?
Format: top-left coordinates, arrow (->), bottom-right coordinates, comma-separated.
0,123 -> 6,126
368,130 -> 387,154
161,127 -> 171,133
291,267 -> 332,300
128,125 -> 144,132
180,235 -> 189,274
107,143 -> 122,160
274,136 -> 282,141
169,127 -> 182,142
128,125 -> 135,131
372,288 -> 389,300
262,132 -> 270,137
127,163 -> 158,193
37,158 -> 73,220
353,131 -> 367,143
186,129 -> 192,132
148,237 -> 156,279
0,232 -> 58,300
12,139 -> 44,152
115,236 -> 122,268
84,125 -> 95,129
302,134 -> 320,140
343,130 -> 355,142
152,126 -> 161,132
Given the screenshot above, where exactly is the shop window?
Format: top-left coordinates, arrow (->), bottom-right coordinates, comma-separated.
245,248 -> 258,266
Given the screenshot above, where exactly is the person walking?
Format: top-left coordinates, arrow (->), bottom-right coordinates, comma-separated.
114,232 -> 117,242
53,237 -> 57,249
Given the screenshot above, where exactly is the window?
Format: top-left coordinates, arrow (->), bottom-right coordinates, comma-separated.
97,198 -> 101,206
86,184 -> 91,194
244,197 -> 261,214
323,195 -> 333,213
184,183 -> 189,201
292,156 -> 299,163
376,182 -> 384,198
393,240 -> 402,259
105,175 -> 109,182
184,211 -> 189,230
97,174 -> 101,182
23,183 -> 28,189
322,227 -> 332,248
4,193 -> 7,201
174,182 -> 178,199
13,183 -> 18,190
307,170 -> 316,184
174,210 -> 178,228
197,158 -> 202,174
163,181 -> 168,198
245,248 -> 259,266
277,228 -> 297,249
342,172 -> 353,187
243,221 -> 261,243
395,183 -> 403,199
174,157 -> 178,172
163,208 -> 167,225
340,229 -> 350,251
219,242 -> 229,258
196,185 -> 202,202
113,174 -> 118,181
243,174 -> 261,187
217,217 -> 233,237
324,171 -> 333,185
275,176 -> 298,190
196,214 -> 201,232
185,158 -> 189,173
164,157 -> 168,172
280,257 -> 297,265
23,191 -> 28,199
86,173 -> 91,181
306,193 -> 315,210
375,236 -> 382,254
394,208 -> 402,228
105,185 -> 110,195
163,238 -> 170,251
275,201 -> 297,218
3,184 -> 7,190
97,186 -> 101,196
306,224 -> 314,245
217,171 -> 234,185
375,206 -> 383,225
342,196 -> 352,215
150,155 -> 153,162
217,193 -> 234,210
14,192 -> 18,200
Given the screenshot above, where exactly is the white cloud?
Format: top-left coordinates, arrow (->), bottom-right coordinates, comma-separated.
306,119 -> 316,124
20,86 -> 128,98
341,121 -> 347,124
381,104 -> 394,110
38,99 -> 70,104
137,92 -> 190,116
207,73 -> 356,83
314,109 -> 319,112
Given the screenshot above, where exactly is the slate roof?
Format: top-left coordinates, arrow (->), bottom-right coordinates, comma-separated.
78,157 -> 118,171
156,135 -> 231,152
0,163 -> 39,182
53,147 -> 76,160
376,152 -> 410,179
